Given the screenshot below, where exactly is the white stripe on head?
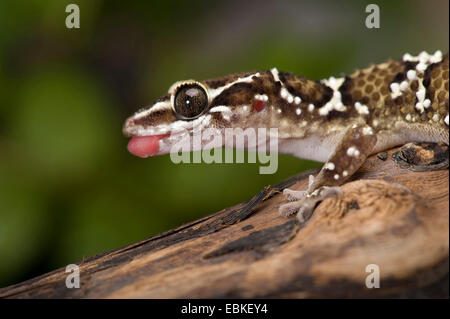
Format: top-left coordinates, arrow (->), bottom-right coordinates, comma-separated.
208,72 -> 260,100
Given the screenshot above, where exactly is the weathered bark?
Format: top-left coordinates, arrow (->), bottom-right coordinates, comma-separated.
0,143 -> 448,298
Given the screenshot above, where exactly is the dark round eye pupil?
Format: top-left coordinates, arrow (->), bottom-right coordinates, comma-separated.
174,84 -> 208,119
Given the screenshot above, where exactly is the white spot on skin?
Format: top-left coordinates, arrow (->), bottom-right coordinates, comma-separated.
308,104 -> 315,112
407,70 -> 416,81
432,114 -> 439,122
280,87 -> 296,104
343,170 -> 348,177
445,114 -> 449,126
399,81 -> 409,91
362,126 -> 374,135
277,108 -> 282,114
403,53 -> 414,61
294,96 -> 301,105
415,102 -> 424,113
296,108 -> 301,115
324,162 -> 335,170
333,94 -> 345,111
347,146 -> 360,157
271,68 -> 280,82
416,88 -> 426,101
416,63 -> 427,72
390,82 -> 402,98
334,174 -> 339,180
319,103 -> 331,116
415,85 -> 428,113
419,51 -> 429,62
242,105 -> 248,112
355,102 -> 370,115
430,50 -> 443,63
423,99 -> 431,108
254,94 -> 268,102
390,82 -> 400,92
405,114 -> 412,121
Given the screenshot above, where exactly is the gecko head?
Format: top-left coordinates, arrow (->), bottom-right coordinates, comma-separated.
123,80 -> 212,158
123,76 -> 237,158
123,72 -> 264,158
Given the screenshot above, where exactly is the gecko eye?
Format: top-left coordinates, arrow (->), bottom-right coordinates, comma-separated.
173,83 -> 208,119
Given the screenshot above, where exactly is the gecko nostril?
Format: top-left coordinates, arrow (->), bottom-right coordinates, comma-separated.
122,117 -> 136,137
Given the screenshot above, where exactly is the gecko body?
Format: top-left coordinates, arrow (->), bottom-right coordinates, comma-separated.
123,51 -> 449,222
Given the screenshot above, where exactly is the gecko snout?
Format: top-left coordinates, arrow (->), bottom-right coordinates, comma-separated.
122,117 -> 136,137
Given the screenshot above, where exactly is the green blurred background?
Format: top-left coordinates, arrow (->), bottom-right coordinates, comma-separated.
0,0 -> 448,287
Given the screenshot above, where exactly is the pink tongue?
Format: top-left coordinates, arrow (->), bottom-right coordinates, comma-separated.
127,134 -> 170,158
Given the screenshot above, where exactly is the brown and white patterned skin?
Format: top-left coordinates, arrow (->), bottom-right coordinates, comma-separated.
123,51 -> 449,222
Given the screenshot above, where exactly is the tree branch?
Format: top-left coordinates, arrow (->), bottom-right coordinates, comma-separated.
1,143 -> 448,298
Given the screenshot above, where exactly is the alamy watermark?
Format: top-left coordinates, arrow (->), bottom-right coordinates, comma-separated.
169,127 -> 279,174
65,4 -> 80,29
365,264 -> 380,288
365,4 -> 380,29
65,264 -> 80,288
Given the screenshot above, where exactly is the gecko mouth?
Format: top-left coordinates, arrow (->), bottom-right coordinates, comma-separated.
127,134 -> 170,158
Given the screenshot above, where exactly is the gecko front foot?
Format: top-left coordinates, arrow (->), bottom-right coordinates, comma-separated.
279,175 -> 343,223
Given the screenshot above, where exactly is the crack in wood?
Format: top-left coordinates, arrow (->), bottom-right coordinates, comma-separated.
203,220 -> 299,259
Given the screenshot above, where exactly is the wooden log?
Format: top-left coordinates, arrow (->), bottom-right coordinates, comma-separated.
0,143 -> 448,298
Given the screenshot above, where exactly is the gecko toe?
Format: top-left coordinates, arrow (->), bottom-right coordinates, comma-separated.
297,204 -> 315,224
283,188 -> 307,201
279,201 -> 301,217
279,199 -> 315,223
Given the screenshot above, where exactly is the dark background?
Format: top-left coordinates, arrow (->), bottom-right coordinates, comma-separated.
0,0 -> 448,287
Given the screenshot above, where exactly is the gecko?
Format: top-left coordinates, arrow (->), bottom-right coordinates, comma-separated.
123,51 -> 449,223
